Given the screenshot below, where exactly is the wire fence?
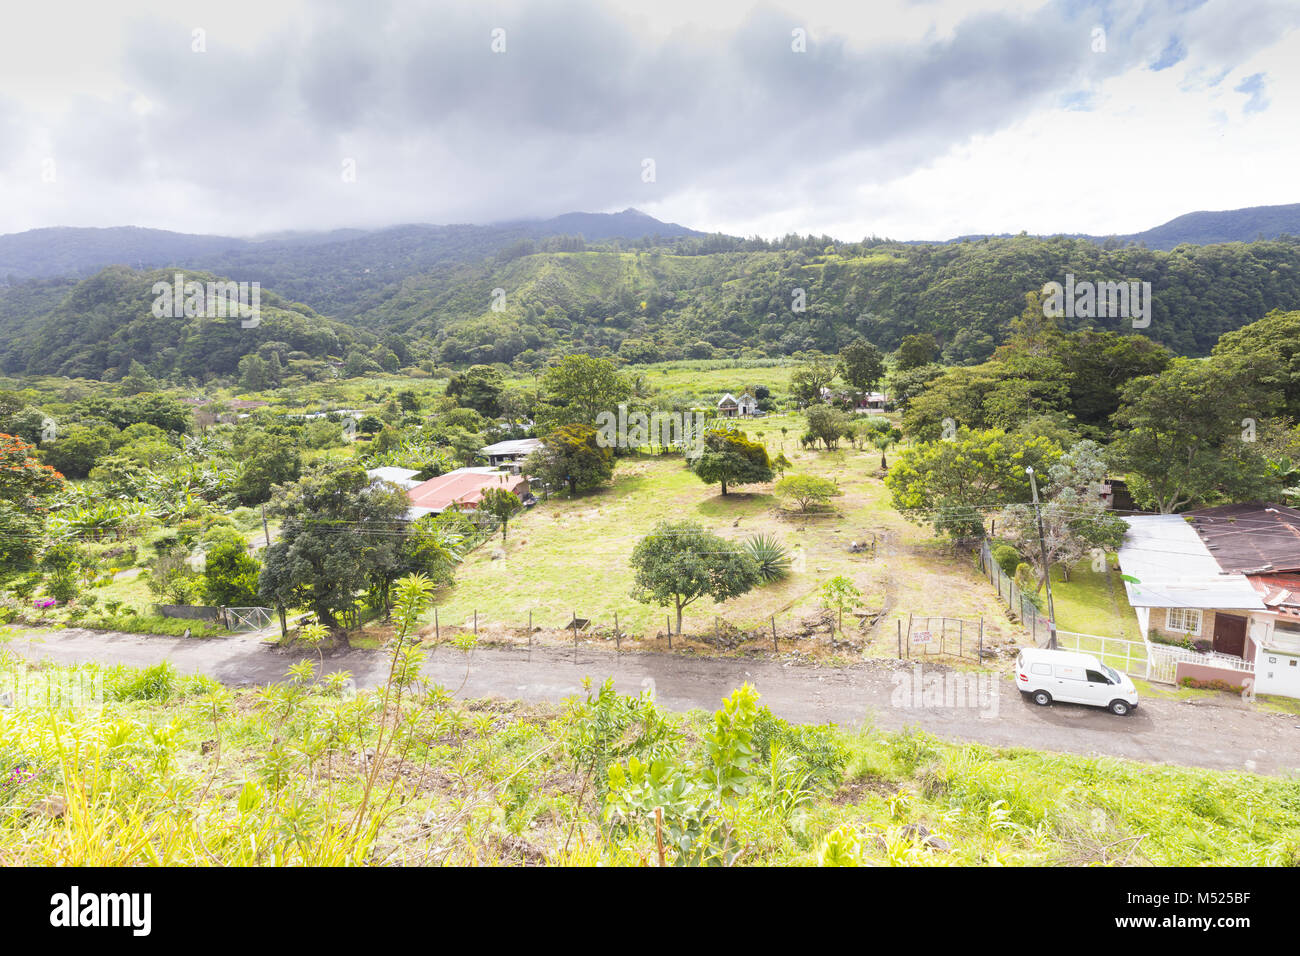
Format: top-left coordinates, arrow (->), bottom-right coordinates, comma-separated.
978,540 -> 1056,648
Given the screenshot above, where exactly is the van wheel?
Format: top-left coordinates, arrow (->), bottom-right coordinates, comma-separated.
1108,699 -> 1131,716
1032,690 -> 1052,706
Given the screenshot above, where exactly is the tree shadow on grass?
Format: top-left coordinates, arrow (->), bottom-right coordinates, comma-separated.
696,492 -> 777,519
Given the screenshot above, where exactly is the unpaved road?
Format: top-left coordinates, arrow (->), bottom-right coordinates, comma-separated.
9,628 -> 1299,776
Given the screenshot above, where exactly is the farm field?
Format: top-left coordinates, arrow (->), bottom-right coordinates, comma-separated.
431,412 -> 1029,661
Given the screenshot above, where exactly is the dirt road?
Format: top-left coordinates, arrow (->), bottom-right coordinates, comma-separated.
9,628 -> 1299,776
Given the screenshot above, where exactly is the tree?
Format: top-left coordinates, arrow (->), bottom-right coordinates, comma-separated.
689,427 -> 773,496
0,434 -> 64,577
804,405 -> 852,450
837,338 -> 884,395
895,333 -> 938,370
996,441 -> 1127,590
629,520 -> 761,635
1110,355 -> 1282,512
821,576 -> 861,635
198,530 -> 262,607
538,355 -> 631,428
480,487 -> 522,541
258,463 -> 410,631
446,364 -> 505,417
39,424 -> 116,479
774,474 -> 839,512
885,427 -> 1063,539
231,431 -> 302,505
525,423 -> 614,496
789,356 -> 836,405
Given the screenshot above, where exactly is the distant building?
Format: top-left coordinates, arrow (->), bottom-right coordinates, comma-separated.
364,466 -> 422,491
717,392 -> 758,418
479,438 -> 542,471
405,468 -> 532,519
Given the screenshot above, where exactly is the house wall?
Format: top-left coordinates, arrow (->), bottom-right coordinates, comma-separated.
1173,661 -> 1251,692
1148,606 -> 1220,644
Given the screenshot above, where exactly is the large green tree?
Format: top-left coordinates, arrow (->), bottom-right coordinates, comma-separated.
1110,355 -> 1283,512
837,338 -> 884,395
885,427 -> 1063,539
524,423 -> 614,496
629,520 -> 761,634
689,428 -> 773,495
258,464 -> 409,630
538,355 -> 632,428
0,433 -> 65,578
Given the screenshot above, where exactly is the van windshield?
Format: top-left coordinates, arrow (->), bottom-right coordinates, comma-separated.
1102,664 -> 1121,684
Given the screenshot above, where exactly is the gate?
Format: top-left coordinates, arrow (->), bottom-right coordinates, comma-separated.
224,607 -> 273,632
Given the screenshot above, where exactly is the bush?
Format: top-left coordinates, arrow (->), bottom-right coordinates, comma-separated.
109,661 -> 179,702
753,706 -> 848,789
744,534 -> 792,582
992,543 -> 1021,577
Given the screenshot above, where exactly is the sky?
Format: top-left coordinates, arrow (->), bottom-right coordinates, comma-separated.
1,0 -> 1298,241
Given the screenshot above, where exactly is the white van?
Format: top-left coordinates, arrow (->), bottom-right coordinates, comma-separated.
1015,648 -> 1139,716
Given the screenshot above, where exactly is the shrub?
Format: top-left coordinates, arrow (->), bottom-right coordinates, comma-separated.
991,543 -> 1021,577
753,706 -> 848,789
744,534 -> 792,582
110,661 -> 179,702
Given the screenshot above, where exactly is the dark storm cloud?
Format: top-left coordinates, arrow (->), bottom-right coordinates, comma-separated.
9,0 -> 1298,233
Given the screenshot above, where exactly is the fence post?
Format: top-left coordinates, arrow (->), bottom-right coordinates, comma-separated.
897,619 -> 902,659
572,611 -> 578,663
434,607 -> 440,642
615,612 -> 620,654
528,610 -> 532,659
667,614 -> 672,650
772,615 -> 778,653
978,617 -> 983,662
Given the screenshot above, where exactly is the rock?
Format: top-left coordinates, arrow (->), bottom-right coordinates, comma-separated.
33,794 -> 66,819
490,549 -> 506,561
200,740 -> 217,755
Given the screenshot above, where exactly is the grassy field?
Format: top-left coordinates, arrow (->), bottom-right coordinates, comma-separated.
432,412 -> 1025,662
0,653 -> 1294,866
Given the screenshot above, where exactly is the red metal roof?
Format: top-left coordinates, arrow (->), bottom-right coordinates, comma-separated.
406,469 -> 529,512
1247,572 -> 1300,620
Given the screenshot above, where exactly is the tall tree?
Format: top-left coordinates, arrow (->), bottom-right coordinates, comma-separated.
837,338 -> 884,395
538,355 -> 632,428
689,428 -> 773,496
1110,355 -> 1283,512
886,427 -> 1063,539
524,423 -> 614,496
258,463 -> 409,631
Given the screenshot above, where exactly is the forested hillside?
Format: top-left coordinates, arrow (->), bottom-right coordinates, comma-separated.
4,230 -> 1300,379
0,266 -> 354,379
355,235 -> 1300,364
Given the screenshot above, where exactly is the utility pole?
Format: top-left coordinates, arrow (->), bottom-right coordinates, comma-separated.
1026,466 -> 1057,648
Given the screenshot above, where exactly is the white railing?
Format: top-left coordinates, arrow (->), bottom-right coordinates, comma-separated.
1055,631 -> 1147,677
1145,641 -> 1254,684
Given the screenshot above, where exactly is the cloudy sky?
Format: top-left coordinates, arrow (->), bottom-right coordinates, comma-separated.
2,0 -> 1298,240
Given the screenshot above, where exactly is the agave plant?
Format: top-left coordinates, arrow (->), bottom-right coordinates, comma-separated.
745,533 -> 792,582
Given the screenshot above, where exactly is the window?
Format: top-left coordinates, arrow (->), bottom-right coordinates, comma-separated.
1086,670 -> 1111,684
1166,608 -> 1202,636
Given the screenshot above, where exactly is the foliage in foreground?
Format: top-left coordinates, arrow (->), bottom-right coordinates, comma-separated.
0,594 -> 1298,866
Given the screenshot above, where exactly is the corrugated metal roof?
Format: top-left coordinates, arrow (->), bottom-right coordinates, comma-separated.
1187,503 -> 1300,573
1118,515 -> 1266,610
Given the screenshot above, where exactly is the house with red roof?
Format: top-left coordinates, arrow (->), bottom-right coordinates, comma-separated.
404,467 -> 532,520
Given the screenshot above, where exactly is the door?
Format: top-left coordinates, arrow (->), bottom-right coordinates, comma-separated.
1053,664 -> 1086,703
1084,669 -> 1114,705
1213,614 -> 1248,658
